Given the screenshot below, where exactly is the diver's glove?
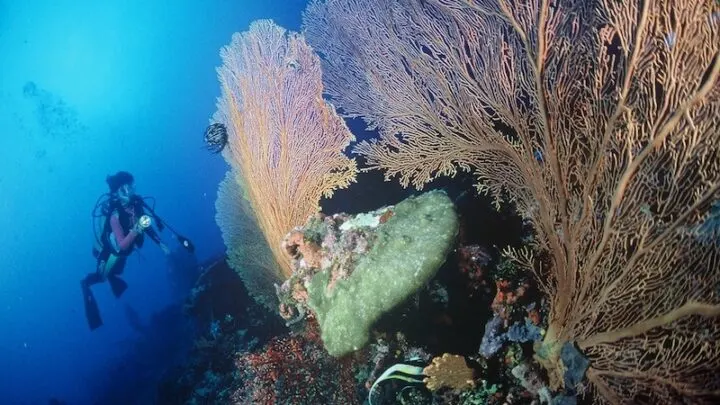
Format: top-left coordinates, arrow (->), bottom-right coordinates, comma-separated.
133,215 -> 152,233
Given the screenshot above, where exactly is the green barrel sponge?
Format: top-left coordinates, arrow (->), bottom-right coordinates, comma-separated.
306,190 -> 458,356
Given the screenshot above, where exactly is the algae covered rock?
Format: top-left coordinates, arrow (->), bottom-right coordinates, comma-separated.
277,190 -> 459,356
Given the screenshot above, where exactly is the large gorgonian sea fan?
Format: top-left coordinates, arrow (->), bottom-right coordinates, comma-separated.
213,20 -> 357,280
215,170 -> 281,312
304,0 -> 720,403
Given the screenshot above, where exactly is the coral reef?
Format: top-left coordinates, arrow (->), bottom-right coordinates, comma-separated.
166,4 -> 718,404
276,190 -> 459,356
457,244 -> 492,297
304,0 -> 720,402
423,353 -> 476,391
231,322 -> 358,405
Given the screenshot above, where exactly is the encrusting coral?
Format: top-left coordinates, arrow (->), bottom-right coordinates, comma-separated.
423,353 -> 476,392
276,190 -> 459,356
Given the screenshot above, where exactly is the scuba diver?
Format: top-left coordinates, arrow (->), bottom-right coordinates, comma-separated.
82,171 -> 194,330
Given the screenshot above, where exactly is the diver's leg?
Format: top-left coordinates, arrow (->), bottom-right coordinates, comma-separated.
81,272 -> 103,287
81,247 -> 129,329
82,248 -> 112,287
80,251 -> 114,330
107,256 -> 128,298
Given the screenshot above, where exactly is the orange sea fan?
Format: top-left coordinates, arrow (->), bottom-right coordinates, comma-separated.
213,20 -> 357,282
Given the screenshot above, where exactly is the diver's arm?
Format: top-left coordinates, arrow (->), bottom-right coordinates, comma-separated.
110,214 -> 139,251
136,199 -> 171,254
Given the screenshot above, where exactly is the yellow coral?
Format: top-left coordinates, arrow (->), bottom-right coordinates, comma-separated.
423,353 -> 475,391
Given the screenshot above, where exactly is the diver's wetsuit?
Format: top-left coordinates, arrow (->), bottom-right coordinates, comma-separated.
83,196 -> 161,289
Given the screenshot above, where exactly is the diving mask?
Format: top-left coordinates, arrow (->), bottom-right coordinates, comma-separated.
117,183 -> 136,202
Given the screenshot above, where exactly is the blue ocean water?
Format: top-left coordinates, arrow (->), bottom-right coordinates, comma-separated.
0,1 -> 307,404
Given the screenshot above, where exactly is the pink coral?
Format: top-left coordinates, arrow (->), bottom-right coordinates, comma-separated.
232,322 -> 358,405
282,230 -> 324,269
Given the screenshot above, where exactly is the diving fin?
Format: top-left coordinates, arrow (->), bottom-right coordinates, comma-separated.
82,283 -> 103,330
108,275 -> 128,298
